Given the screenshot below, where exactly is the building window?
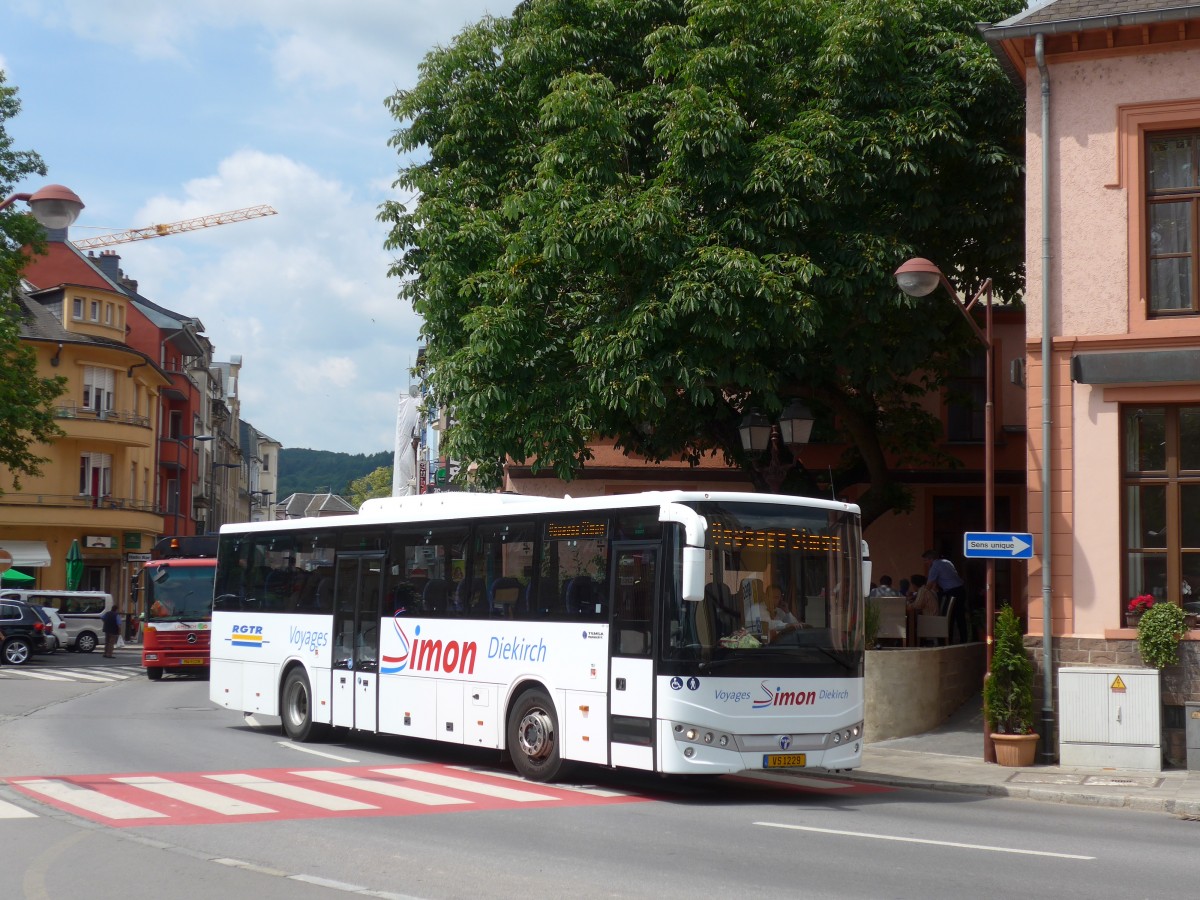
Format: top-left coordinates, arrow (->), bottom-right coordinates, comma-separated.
79,452 -> 113,500
1147,132 -> 1200,316
104,303 -> 114,325
1122,406 -> 1200,609
89,300 -> 100,322
72,297 -> 84,320
946,349 -> 986,442
82,367 -> 114,413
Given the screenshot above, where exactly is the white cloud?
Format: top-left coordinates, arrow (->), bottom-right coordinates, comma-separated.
112,149 -> 421,453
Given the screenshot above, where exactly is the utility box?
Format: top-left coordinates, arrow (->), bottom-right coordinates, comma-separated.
1187,702 -> 1200,771
1058,667 -> 1161,771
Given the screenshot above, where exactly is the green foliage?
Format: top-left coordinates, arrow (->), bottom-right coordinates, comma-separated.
864,598 -> 881,648
1137,601 -> 1187,669
1,71 -> 66,493
382,0 -> 1026,524
347,465 -> 394,508
983,605 -> 1034,735
277,449 -> 392,499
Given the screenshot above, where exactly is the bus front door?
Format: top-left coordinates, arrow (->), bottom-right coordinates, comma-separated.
608,542 -> 657,771
329,553 -> 384,732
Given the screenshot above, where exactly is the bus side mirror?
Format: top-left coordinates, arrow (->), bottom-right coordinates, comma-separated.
682,546 -> 705,603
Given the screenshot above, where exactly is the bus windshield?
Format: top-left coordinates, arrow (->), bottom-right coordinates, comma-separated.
145,564 -> 216,621
664,500 -> 863,676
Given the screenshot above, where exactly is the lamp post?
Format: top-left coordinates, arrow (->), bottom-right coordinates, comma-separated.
251,490 -> 274,522
895,256 -> 996,764
737,399 -> 815,493
157,434 -> 212,536
0,184 -> 85,228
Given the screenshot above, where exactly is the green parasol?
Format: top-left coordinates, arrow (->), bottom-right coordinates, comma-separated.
66,539 -> 83,590
1,568 -> 35,584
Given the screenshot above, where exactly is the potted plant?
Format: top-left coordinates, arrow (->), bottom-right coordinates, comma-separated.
983,605 -> 1038,767
1136,600 -> 1187,668
1126,593 -> 1155,628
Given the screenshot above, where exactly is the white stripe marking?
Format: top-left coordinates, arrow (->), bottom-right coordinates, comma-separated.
205,773 -> 377,811
372,767 -> 559,802
47,669 -> 122,682
0,797 -> 37,819
6,670 -> 72,681
755,822 -> 1096,859
448,766 -> 629,798
14,779 -> 166,820
296,770 -> 470,806
275,741 -> 358,763
113,776 -> 275,816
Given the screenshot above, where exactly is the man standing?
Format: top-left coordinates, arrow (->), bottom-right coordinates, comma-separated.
101,605 -> 121,658
923,548 -> 969,643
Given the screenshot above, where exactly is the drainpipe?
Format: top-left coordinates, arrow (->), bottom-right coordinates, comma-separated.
1036,32 -> 1056,764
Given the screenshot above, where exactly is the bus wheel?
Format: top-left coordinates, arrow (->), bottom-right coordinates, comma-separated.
281,668 -> 326,742
146,667 -> 163,681
508,688 -> 563,782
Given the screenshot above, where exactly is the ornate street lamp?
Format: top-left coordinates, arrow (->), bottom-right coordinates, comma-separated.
895,256 -> 996,763
738,400 -> 815,493
0,184 -> 85,228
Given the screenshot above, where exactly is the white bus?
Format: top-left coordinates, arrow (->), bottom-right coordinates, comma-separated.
209,490 -> 867,781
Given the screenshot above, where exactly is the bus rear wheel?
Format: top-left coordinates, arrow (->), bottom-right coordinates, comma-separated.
507,688 -> 563,782
281,667 -> 327,742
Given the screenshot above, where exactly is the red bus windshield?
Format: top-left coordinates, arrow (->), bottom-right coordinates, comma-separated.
144,561 -> 216,621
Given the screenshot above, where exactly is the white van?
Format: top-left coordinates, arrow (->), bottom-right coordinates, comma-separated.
0,590 -> 113,653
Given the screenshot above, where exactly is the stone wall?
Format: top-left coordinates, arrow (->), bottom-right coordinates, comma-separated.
1026,636 -> 1200,768
864,644 -> 985,742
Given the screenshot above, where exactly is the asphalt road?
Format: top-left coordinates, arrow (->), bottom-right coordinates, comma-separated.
2,649 -> 1198,899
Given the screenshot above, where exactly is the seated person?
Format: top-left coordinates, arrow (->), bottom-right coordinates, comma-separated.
749,584 -> 803,640
906,574 -> 939,616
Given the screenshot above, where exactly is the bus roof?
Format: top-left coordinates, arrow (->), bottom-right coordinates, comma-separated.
151,535 -> 219,559
217,490 -> 861,536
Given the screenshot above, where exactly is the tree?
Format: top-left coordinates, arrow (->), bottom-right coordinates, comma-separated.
382,0 -> 1026,525
347,465 -> 394,508
1,71 -> 65,493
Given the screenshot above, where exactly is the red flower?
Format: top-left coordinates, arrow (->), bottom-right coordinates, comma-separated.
1127,594 -> 1155,614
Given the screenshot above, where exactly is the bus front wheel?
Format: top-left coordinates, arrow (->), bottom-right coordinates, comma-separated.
507,688 -> 563,782
146,667 -> 163,681
281,668 -> 326,742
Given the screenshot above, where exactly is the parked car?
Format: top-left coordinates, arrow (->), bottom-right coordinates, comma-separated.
0,598 -> 51,665
39,606 -> 68,653
0,590 -> 113,653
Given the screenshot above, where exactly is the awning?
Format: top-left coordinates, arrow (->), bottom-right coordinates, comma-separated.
0,540 -> 52,567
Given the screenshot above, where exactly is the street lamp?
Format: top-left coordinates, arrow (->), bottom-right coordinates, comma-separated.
895,256 -> 996,763
0,184 -> 85,228
738,399 -> 815,493
157,434 -> 212,536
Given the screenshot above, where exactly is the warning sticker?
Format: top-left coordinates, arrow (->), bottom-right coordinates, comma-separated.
1111,675 -> 1126,692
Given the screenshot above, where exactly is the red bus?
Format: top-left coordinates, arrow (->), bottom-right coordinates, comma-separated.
140,535 -> 218,681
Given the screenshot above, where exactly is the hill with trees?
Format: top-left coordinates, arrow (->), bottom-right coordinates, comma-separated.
277,448 -> 392,499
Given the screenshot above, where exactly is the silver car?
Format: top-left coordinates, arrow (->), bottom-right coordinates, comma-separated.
39,606 -> 67,652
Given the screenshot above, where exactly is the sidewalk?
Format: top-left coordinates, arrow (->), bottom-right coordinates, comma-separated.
845,695 -> 1200,817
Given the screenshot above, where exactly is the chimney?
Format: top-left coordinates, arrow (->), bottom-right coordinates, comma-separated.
92,249 -> 123,281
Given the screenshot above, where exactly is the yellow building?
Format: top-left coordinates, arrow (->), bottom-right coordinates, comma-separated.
0,280 -> 170,622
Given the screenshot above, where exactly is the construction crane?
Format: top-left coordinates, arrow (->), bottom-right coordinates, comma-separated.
71,204 -> 278,249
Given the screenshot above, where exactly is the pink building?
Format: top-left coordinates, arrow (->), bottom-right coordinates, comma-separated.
986,0 -> 1200,763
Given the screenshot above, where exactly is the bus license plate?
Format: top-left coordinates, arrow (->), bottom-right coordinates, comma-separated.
763,753 -> 806,768
180,658 -> 205,665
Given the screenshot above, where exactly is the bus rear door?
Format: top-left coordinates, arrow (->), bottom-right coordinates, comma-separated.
329,553 -> 384,732
608,542 -> 657,771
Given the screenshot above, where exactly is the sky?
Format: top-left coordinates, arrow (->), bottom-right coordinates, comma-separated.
0,0 -> 519,455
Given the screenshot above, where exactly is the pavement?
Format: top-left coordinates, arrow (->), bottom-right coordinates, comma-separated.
847,694 -> 1200,817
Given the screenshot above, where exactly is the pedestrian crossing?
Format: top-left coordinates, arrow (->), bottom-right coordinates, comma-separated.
0,665 -> 141,683
2,763 -> 646,827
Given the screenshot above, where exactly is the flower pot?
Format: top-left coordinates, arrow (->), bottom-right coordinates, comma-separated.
1125,611 -> 1144,629
992,732 -> 1039,767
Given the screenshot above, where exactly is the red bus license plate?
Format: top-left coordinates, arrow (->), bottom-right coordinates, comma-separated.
763,753 -> 806,768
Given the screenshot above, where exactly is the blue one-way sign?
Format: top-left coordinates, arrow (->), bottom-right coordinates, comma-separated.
963,532 -> 1034,559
